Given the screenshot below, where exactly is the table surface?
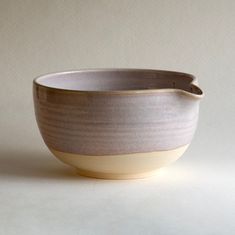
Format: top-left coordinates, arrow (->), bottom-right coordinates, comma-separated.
0,141 -> 234,235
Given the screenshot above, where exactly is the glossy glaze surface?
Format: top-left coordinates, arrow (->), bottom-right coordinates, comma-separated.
34,69 -> 203,156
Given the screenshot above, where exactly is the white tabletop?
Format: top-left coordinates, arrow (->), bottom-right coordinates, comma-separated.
0,139 -> 234,235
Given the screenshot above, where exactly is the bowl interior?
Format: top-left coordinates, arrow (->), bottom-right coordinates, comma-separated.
35,69 -> 202,94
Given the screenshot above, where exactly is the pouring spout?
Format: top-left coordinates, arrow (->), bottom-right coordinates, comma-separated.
183,83 -> 204,100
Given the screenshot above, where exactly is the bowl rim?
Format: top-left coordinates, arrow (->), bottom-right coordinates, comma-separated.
33,68 -> 204,99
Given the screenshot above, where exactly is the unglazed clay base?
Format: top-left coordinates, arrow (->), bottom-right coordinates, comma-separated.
50,145 -> 189,179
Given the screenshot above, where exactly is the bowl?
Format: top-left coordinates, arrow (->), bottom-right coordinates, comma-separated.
33,69 -> 203,179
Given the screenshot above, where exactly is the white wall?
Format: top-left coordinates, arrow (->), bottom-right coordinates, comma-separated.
1,0 -> 234,153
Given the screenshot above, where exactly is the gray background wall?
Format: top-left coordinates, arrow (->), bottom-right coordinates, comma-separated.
0,1 -> 234,234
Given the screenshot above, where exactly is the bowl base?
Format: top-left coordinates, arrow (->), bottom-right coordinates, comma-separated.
75,168 -> 160,180
50,145 -> 188,180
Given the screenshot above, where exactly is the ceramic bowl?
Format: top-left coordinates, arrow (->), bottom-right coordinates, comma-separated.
33,69 -> 203,179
